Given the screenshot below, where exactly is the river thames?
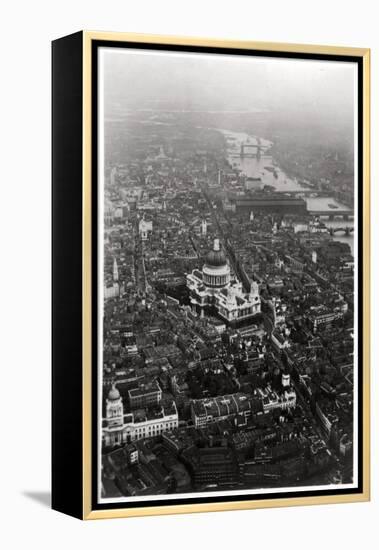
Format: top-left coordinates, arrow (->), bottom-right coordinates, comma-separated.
217,128 -> 354,254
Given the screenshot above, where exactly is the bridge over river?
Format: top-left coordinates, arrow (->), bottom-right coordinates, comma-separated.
328,226 -> 355,236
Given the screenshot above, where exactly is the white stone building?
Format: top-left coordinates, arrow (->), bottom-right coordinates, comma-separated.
186,239 -> 261,324
139,218 -> 153,240
102,385 -> 178,448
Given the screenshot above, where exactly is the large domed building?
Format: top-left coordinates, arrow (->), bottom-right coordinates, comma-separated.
186,239 -> 261,324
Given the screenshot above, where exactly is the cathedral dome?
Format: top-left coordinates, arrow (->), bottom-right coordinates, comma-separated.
205,239 -> 227,268
202,239 -> 231,288
108,385 -> 120,401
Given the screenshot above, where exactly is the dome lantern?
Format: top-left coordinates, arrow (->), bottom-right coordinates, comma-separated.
205,239 -> 228,268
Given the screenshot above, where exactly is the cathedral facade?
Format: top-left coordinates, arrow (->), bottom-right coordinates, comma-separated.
186,239 -> 261,324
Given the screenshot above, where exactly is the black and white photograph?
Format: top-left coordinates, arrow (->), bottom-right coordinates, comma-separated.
98,45 -> 361,504
2,0 -> 378,542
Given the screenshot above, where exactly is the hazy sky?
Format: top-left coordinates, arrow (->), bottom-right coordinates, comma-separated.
100,47 -> 356,121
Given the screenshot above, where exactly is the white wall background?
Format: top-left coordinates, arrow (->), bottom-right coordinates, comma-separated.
1,0 -> 377,547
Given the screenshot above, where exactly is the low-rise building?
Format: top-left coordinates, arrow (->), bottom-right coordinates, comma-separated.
182,445 -> 240,488
128,380 -> 162,410
191,393 -> 259,428
103,386 -> 178,447
257,386 -> 297,412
